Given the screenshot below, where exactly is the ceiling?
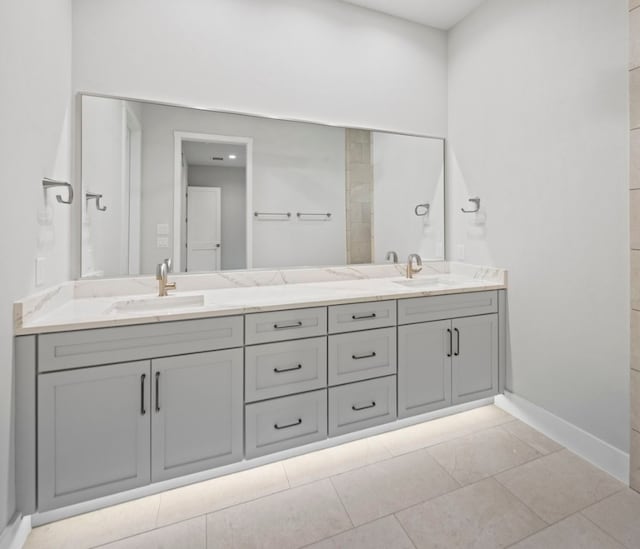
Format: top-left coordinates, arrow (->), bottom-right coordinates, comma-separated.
182,141 -> 247,168
338,0 -> 485,30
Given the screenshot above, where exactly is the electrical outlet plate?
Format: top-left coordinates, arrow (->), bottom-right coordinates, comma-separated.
157,237 -> 169,249
456,244 -> 465,261
156,223 -> 169,235
35,257 -> 45,286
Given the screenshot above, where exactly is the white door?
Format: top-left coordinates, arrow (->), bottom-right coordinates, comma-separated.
186,187 -> 221,271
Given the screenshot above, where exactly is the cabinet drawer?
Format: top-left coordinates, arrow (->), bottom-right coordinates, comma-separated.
245,337 -> 327,402
329,376 -> 397,437
328,300 -> 396,334
398,291 -> 498,325
328,327 -> 397,386
245,390 -> 327,458
38,316 -> 244,372
245,308 -> 327,345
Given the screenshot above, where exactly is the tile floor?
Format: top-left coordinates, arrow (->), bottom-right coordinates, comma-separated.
24,405 -> 640,549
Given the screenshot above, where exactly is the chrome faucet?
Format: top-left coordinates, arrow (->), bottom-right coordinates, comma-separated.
156,258 -> 176,297
385,251 -> 399,264
406,253 -> 423,279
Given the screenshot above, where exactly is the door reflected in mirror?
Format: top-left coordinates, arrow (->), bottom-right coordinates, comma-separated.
80,95 -> 445,278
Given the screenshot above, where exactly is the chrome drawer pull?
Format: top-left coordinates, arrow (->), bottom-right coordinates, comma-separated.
352,351 -> 376,360
274,364 -> 303,373
352,312 -> 377,320
352,401 -> 376,411
273,321 -> 303,330
274,418 -> 302,430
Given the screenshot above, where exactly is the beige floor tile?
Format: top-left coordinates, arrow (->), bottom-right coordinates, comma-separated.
495,449 -> 624,524
24,494 -> 161,549
305,515 -> 414,549
500,420 -> 563,455
396,477 -> 545,549
631,430 -> 640,491
283,436 -> 392,487
509,513 -> 624,549
330,448 -> 459,526
582,489 -> 640,548
427,426 -> 541,485
97,517 -> 206,549
156,461 -> 289,527
205,479 -> 351,549
379,405 -> 514,457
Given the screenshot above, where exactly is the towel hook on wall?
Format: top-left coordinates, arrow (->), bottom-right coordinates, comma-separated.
86,192 -> 107,212
461,197 -> 480,213
42,178 -> 74,205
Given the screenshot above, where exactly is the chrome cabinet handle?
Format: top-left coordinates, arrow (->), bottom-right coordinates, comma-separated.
274,364 -> 303,373
352,401 -> 376,411
140,374 -> 146,416
155,372 -> 160,412
352,351 -> 376,360
274,418 -> 302,430
352,313 -> 376,320
273,321 -> 303,330
454,328 -> 460,356
447,328 -> 452,358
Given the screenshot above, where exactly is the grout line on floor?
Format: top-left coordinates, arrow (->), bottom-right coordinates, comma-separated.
579,511 -> 632,549
327,476 -> 355,529
392,512 -> 419,549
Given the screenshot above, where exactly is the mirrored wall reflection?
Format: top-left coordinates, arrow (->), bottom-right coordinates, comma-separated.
80,95 -> 445,278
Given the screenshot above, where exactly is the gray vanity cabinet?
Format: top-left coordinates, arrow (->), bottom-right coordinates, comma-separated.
38,361 -> 152,511
398,320 -> 452,418
451,314 -> 499,405
398,313 -> 499,418
151,349 -> 243,482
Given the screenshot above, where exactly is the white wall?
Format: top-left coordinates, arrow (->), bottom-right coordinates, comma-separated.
373,133 -> 445,262
448,0 -> 630,451
72,0 -> 448,137
139,102 -> 347,271
0,0 -> 72,534
188,166 -> 247,270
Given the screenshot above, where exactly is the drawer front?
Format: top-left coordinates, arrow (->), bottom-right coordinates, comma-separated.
245,390 -> 327,458
328,327 -> 397,386
398,291 -> 498,325
38,316 -> 244,372
245,337 -> 328,402
245,308 -> 327,345
329,376 -> 397,437
328,300 -> 396,334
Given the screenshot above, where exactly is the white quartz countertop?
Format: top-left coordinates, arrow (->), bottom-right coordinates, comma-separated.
14,262 -> 507,335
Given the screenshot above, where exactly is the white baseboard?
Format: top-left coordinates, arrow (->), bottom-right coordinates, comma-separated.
0,514 -> 31,549
495,392 -> 629,483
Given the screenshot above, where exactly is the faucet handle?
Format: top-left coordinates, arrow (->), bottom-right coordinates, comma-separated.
163,258 -> 173,273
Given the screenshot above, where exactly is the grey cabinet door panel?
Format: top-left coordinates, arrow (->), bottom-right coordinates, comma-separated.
245,337 -> 327,402
452,314 -> 498,404
328,327 -> 397,386
245,390 -> 327,458
398,321 -> 452,418
151,349 -> 243,482
329,376 -> 397,436
245,308 -> 327,345
38,361 -> 151,511
38,316 -> 243,372
328,301 -> 396,333
398,291 -> 498,325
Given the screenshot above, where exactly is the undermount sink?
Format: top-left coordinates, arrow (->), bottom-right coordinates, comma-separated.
393,277 -> 452,288
110,294 -> 205,313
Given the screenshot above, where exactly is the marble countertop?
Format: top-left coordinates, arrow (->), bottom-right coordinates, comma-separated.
14,262 -> 507,335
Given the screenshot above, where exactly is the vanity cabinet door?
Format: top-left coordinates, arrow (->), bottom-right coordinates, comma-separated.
451,314 -> 498,405
398,320 -> 452,418
38,361 -> 151,511
151,349 -> 243,482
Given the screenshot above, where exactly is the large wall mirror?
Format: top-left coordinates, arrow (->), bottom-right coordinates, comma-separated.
80,95 -> 445,278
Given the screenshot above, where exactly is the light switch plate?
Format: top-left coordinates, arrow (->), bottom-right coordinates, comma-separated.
35,257 -> 45,286
157,237 -> 169,249
156,223 -> 169,235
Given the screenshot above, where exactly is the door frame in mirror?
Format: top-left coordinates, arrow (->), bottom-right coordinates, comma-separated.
173,131 -> 253,271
